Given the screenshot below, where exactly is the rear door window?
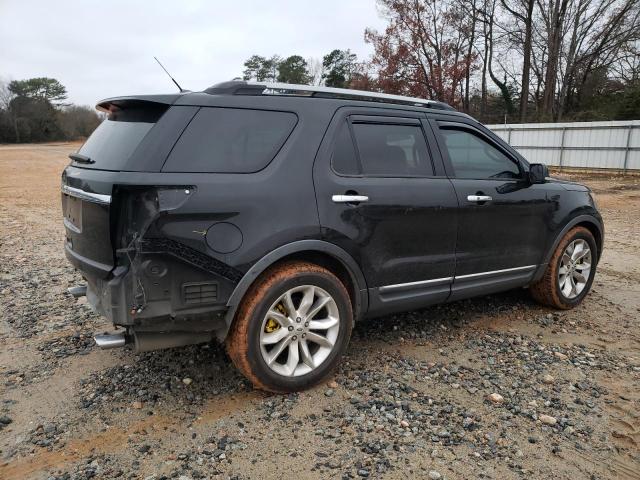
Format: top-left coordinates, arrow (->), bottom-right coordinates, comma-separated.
331,120 -> 360,175
351,123 -> 433,176
163,107 -> 297,173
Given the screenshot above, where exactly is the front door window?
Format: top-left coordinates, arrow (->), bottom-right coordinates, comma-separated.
440,128 -> 520,179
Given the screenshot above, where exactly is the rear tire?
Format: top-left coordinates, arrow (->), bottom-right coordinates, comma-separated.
530,226 -> 597,309
226,261 -> 353,392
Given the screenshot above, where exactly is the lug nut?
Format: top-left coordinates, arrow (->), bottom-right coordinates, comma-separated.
304,322 -> 309,327
288,326 -> 294,331
292,335 -> 297,340
296,317 -> 302,323
302,333 -> 306,338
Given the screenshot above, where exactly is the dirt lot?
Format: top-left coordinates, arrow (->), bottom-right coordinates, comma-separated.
0,143 -> 638,480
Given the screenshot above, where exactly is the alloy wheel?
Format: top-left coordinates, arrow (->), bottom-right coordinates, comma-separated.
558,239 -> 592,299
259,285 -> 340,377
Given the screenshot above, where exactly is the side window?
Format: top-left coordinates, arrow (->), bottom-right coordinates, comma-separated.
439,127 -> 520,179
331,120 -> 360,175
163,107 -> 297,173
352,123 -> 433,176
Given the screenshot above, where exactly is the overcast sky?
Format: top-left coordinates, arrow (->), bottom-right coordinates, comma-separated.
0,0 -> 387,106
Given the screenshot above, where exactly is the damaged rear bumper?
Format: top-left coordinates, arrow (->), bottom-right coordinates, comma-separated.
62,177 -> 245,350
66,238 -> 236,347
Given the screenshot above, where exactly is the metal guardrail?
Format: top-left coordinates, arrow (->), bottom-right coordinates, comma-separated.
488,122 -> 639,171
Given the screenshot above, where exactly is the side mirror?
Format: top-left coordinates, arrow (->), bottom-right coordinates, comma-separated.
529,163 -> 548,184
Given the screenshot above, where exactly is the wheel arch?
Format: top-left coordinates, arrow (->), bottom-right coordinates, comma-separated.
222,240 -> 368,336
531,214 -> 604,283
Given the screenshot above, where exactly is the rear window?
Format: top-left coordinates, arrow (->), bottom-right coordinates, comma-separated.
162,107 -> 297,173
76,103 -> 166,170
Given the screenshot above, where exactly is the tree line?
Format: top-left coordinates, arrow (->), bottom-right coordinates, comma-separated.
241,0 -> 639,123
240,49 -> 361,88
0,77 -> 102,143
3,0 -> 638,145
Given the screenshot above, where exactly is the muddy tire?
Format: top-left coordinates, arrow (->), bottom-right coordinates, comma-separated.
530,226 -> 598,309
226,261 -> 353,392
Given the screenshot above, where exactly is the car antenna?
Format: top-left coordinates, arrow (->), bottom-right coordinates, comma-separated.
154,56 -> 186,92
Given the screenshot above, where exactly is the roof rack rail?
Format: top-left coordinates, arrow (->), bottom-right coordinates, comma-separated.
204,81 -> 455,111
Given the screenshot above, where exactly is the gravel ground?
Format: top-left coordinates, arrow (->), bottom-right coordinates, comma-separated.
0,143 -> 638,480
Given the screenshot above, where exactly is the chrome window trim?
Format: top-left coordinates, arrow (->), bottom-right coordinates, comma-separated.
61,185 -> 111,205
379,265 -> 537,291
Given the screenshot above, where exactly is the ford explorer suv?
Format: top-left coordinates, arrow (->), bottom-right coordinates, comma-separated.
61,81 -> 603,392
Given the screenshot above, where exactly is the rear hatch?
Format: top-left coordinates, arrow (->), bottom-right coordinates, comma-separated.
61,95 -> 188,279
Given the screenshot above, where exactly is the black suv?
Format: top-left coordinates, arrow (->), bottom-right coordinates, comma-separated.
62,81 -> 603,392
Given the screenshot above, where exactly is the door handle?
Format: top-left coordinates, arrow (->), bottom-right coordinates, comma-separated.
467,195 -> 492,203
332,194 -> 369,203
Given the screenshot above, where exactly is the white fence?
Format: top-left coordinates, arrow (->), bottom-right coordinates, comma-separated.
487,120 -> 640,171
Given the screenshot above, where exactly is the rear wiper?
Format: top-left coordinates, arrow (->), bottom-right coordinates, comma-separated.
69,153 -> 95,164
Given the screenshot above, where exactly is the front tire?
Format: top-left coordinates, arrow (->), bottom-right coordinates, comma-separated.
530,226 -> 597,309
226,261 -> 353,392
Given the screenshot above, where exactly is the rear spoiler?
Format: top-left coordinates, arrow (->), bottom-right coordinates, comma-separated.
96,94 -> 184,113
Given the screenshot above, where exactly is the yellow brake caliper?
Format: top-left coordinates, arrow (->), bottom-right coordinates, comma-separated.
265,303 -> 286,333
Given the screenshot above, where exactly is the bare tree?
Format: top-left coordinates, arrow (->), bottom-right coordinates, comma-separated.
354,0 -> 638,120
564,0 -> 640,116
500,0 -> 535,120
454,0 -> 481,111
610,41 -> 640,83
0,78 -> 19,142
480,0 -> 516,114
537,0 -> 571,118
306,57 -> 325,85
0,79 -> 14,110
365,0 -> 478,106
490,0 -> 640,119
